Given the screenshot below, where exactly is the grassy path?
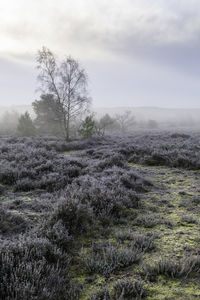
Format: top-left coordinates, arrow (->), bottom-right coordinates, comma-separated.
73,163 -> 200,299
131,163 -> 200,299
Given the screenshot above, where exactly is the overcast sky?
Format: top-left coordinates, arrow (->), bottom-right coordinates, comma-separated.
1,0 -> 200,108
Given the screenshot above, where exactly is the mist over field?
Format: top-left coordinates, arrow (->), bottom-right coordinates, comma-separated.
1,1 -> 200,300
1,104 -> 200,136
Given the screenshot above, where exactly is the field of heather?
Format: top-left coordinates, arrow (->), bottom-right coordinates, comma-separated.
0,132 -> 200,299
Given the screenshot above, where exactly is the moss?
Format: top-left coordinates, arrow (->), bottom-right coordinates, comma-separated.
1,196 -> 11,202
63,150 -> 77,156
148,279 -> 200,299
22,196 -> 32,202
66,162 -> 200,299
7,209 -> 23,215
1,221 -> 12,228
79,275 -> 106,300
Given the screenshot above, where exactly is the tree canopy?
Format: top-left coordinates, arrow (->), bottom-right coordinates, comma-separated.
32,94 -> 62,135
36,47 -> 90,140
17,112 -> 35,136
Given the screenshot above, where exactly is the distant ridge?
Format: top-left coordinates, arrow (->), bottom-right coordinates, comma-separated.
0,105 -> 200,125
93,106 -> 200,124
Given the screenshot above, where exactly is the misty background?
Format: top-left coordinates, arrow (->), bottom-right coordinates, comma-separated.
1,0 -> 200,134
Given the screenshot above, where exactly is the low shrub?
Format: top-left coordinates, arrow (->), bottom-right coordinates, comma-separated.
0,236 -> 81,300
51,197 -> 93,236
114,278 -> 147,299
115,229 -> 134,242
130,233 -> 156,253
44,219 -> 73,250
135,214 -> 163,228
143,255 -> 200,279
180,215 -> 198,225
0,208 -> 27,235
84,244 -> 142,275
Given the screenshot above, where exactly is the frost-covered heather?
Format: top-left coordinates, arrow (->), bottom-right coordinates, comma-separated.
81,132 -> 200,170
0,131 -> 199,299
0,135 -> 152,299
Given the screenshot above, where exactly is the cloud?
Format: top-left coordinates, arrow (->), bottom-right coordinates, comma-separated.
1,0 -> 200,64
1,0 -> 200,107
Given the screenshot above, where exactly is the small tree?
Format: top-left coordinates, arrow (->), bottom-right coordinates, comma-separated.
32,94 -> 62,135
115,110 -> 135,133
95,113 -> 115,136
36,47 -> 90,140
17,112 -> 35,136
78,115 -> 96,139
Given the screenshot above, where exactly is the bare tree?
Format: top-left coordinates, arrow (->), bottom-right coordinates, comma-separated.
36,47 -> 90,140
95,113 -> 115,136
115,110 -> 135,133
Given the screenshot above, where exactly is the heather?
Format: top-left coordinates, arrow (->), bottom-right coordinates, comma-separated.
0,132 -> 200,299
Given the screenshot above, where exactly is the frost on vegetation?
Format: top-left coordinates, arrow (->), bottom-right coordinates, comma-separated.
0,133 -> 199,299
84,243 -> 142,275
143,255 -> 200,279
0,235 -> 81,300
114,278 -> 147,299
0,136 -> 154,299
0,208 -> 27,235
89,278 -> 147,299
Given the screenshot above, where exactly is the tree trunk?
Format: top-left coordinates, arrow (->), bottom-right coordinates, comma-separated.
64,114 -> 70,141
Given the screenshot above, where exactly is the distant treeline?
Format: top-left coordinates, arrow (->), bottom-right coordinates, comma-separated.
1,104 -> 199,139
0,102 -> 160,138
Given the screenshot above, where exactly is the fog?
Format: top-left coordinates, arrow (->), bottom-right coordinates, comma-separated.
1,0 -> 200,135
1,104 -> 200,137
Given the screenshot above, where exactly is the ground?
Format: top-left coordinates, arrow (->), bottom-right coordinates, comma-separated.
1,135 -> 200,299
70,162 -> 200,299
